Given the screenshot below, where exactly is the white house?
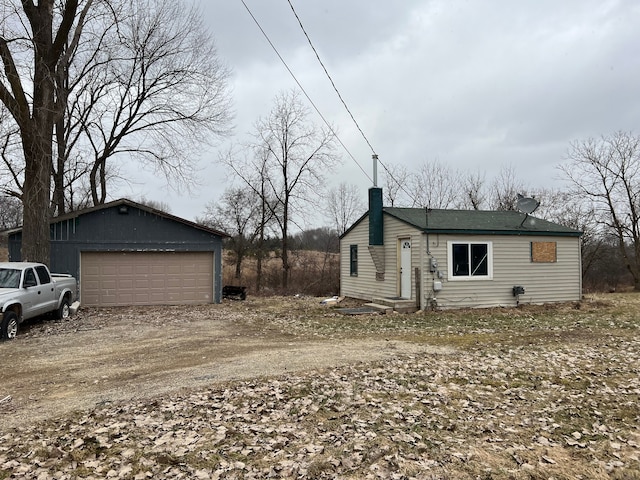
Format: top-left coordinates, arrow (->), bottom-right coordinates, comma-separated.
340,188 -> 582,310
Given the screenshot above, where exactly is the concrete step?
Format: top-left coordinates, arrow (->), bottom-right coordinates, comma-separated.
371,297 -> 402,307
369,297 -> 419,314
393,304 -> 419,314
364,303 -> 394,314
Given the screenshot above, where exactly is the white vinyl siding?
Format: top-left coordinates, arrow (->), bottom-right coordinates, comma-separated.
342,213 -> 581,308
424,234 -> 581,308
340,215 -> 422,301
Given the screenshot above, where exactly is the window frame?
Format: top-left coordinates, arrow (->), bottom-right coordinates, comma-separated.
23,268 -> 38,288
35,265 -> 51,284
349,244 -> 358,277
447,241 -> 493,281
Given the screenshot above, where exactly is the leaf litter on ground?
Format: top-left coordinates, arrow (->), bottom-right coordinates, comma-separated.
1,293 -> 639,479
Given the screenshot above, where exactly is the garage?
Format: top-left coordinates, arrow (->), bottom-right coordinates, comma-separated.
81,251 -> 214,307
7,199 -> 228,306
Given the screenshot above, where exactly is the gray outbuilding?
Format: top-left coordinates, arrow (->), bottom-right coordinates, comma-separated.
8,199 -> 229,307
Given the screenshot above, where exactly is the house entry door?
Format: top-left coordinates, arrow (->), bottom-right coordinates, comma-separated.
400,238 -> 412,298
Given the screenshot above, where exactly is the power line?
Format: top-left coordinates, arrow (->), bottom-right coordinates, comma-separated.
286,0 -> 378,158
285,1 -> 417,203
238,0 -> 372,183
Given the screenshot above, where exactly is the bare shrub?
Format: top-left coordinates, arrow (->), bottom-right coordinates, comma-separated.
222,249 -> 339,297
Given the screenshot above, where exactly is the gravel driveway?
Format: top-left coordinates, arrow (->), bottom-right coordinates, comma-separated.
2,295 -> 639,479
1,298 -> 443,430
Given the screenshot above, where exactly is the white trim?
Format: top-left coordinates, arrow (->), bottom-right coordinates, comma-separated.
447,241 -> 493,281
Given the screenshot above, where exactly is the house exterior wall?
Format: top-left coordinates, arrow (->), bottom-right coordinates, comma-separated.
340,214 -> 423,302
8,204 -> 225,303
422,233 -> 581,308
341,213 -> 582,308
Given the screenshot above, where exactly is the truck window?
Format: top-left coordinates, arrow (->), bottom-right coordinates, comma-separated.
23,269 -> 38,288
35,265 -> 52,284
0,268 -> 21,288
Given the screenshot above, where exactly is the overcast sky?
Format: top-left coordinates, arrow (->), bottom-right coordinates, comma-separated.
122,0 -> 639,224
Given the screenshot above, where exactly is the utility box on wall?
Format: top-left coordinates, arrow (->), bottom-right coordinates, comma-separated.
512,285 -> 525,296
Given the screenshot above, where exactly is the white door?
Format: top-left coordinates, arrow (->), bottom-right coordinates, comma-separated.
400,239 -> 412,298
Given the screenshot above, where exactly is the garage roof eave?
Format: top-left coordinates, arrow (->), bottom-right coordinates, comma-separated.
9,199 -> 231,239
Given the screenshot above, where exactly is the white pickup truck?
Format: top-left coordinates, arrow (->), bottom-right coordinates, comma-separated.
0,262 -> 77,340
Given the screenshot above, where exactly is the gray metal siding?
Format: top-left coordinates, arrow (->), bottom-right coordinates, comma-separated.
9,204 -> 225,304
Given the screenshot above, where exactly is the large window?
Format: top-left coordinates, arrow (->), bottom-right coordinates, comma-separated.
350,245 -> 358,276
448,241 -> 492,280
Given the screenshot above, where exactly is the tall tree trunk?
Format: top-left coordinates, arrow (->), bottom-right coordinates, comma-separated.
21,6 -> 56,264
21,134 -> 52,263
281,202 -> 289,290
90,157 -> 107,205
235,251 -> 243,279
7,0 -> 80,264
52,117 -> 67,216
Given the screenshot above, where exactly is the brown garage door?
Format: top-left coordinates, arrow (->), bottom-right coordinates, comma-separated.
80,251 -> 214,307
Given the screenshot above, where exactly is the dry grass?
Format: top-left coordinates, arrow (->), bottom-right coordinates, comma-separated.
222,249 -> 340,296
1,293 -> 639,479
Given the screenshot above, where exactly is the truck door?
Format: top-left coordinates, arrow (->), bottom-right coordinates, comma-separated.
34,265 -> 57,315
21,268 -> 43,319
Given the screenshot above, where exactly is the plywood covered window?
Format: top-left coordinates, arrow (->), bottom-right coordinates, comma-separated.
531,241 -> 557,263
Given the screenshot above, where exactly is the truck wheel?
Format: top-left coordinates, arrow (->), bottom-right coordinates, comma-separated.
57,298 -> 71,320
1,312 -> 18,340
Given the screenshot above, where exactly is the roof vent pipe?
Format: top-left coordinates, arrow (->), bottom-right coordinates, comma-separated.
372,154 -> 378,187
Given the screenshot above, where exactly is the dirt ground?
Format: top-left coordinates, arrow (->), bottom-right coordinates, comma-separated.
0,297 -> 443,431
2,295 -> 639,479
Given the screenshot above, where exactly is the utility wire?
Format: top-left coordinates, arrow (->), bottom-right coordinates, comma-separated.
286,0 -> 378,157
285,1 -> 417,203
239,0 -> 372,183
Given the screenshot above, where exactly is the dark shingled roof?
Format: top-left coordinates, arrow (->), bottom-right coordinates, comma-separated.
384,207 -> 582,237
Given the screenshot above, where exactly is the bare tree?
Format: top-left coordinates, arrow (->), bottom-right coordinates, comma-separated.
559,131 -> 640,290
198,187 -> 263,280
326,183 -> 365,235
381,163 -> 411,207
0,108 -> 23,198
254,90 -> 340,289
1,0 -> 232,261
456,170 -> 488,210
0,0 -> 91,262
223,90 -> 340,290
488,164 -> 528,211
0,194 -> 21,229
136,197 -> 171,213
382,160 -> 460,209
70,0 -> 232,207
410,160 -> 459,209
218,146 -> 277,291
